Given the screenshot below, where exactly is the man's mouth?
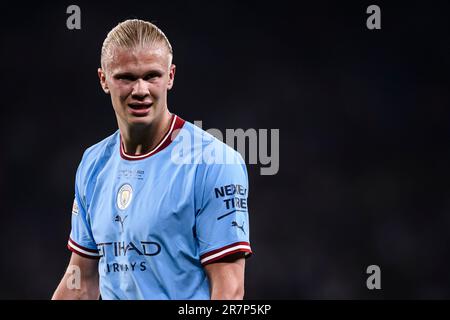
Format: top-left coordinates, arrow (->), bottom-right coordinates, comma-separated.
127,103 -> 153,116
128,103 -> 153,110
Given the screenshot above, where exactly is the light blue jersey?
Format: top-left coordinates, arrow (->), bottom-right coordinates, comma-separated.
67,114 -> 252,300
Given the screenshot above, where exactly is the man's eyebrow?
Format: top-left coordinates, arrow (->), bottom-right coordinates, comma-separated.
113,70 -> 164,78
144,69 -> 164,76
112,72 -> 136,78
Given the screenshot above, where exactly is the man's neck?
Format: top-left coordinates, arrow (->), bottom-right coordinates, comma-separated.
119,110 -> 172,156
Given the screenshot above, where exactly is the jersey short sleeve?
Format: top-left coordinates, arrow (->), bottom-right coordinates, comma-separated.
67,162 -> 100,259
195,150 -> 253,266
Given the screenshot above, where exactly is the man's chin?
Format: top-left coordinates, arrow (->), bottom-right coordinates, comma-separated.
126,116 -> 155,127
116,107 -> 166,128
126,108 -> 156,125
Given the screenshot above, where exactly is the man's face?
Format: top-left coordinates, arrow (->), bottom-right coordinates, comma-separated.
98,45 -> 175,128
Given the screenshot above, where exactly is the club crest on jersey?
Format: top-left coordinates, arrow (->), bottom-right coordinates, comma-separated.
117,184 -> 133,210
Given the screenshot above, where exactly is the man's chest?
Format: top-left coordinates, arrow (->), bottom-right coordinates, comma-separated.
86,163 -> 197,244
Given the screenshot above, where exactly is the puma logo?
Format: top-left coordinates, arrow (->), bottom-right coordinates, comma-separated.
115,215 -> 128,233
231,221 -> 246,235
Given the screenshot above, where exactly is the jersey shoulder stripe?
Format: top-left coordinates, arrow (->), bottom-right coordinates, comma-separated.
67,238 -> 100,259
200,241 -> 252,265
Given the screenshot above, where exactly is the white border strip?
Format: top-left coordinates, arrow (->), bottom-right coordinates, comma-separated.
201,244 -> 251,264
121,115 -> 177,159
68,240 -> 100,257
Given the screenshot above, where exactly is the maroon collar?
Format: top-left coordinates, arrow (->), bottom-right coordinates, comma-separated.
119,114 -> 185,161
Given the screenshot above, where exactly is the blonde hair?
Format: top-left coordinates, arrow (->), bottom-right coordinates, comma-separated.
101,19 -> 173,71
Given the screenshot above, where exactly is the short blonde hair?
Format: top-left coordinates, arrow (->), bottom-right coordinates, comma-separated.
101,19 -> 173,71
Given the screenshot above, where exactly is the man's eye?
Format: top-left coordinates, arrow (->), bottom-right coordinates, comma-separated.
114,74 -> 136,81
144,73 -> 160,81
119,76 -> 135,81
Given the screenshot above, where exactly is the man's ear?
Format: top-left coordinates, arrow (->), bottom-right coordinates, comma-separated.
167,64 -> 176,90
98,68 -> 110,94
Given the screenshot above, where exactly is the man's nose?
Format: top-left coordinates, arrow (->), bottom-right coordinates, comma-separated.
131,79 -> 149,99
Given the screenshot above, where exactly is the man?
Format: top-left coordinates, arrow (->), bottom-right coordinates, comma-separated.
52,19 -> 252,300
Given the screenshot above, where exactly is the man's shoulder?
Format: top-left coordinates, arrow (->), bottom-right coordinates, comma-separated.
77,130 -> 119,173
180,120 -> 245,166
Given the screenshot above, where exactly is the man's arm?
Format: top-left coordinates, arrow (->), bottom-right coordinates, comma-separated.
52,252 -> 100,300
204,253 -> 246,300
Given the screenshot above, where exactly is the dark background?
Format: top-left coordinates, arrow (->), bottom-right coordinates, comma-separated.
0,0 -> 449,299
